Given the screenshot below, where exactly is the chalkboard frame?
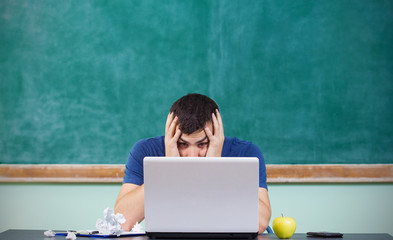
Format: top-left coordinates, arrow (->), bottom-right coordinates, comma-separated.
1,164 -> 392,183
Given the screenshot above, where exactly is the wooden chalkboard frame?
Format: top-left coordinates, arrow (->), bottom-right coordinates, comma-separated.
0,164 -> 392,183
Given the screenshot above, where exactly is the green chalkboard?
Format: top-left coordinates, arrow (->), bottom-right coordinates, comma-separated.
1,0 -> 392,164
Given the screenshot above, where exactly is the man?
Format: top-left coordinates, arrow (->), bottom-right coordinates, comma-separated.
115,93 -> 271,233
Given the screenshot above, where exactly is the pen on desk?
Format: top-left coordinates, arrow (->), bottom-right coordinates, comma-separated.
55,230 -> 100,236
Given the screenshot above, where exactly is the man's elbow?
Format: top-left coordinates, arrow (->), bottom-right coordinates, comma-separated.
258,207 -> 272,234
258,222 -> 269,234
119,214 -> 138,232
121,221 -> 133,232
114,205 -> 134,232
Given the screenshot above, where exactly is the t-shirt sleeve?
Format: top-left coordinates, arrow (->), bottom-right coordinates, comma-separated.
123,140 -> 146,185
245,143 -> 268,189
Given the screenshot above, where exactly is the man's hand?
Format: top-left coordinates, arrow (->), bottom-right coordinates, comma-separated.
204,109 -> 225,157
165,112 -> 182,157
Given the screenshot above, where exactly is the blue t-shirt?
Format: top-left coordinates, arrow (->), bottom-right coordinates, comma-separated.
123,136 -> 268,189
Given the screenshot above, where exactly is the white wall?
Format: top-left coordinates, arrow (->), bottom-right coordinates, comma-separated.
1,183 -> 392,235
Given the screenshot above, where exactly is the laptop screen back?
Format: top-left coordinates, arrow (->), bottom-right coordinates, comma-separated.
144,157 -> 259,234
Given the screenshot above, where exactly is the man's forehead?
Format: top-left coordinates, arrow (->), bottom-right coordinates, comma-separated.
179,129 -> 208,143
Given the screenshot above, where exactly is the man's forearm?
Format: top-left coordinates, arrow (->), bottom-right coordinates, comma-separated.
258,199 -> 271,233
114,185 -> 145,231
258,188 -> 272,234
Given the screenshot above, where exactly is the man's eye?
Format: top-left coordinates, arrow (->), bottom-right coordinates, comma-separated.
178,142 -> 187,148
198,142 -> 208,148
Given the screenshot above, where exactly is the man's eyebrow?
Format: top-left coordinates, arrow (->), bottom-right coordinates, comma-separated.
178,136 -> 208,144
178,137 -> 189,143
196,136 -> 208,143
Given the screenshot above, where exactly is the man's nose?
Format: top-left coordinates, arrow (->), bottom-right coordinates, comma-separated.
188,147 -> 199,157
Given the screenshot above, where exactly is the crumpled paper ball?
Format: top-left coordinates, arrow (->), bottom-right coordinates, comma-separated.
131,222 -> 143,232
65,232 -> 77,240
96,207 -> 126,236
44,230 -> 56,237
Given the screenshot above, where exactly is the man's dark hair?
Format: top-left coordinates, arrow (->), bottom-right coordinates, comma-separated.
169,93 -> 219,134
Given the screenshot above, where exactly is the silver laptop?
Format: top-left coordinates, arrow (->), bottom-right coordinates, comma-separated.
144,157 -> 259,239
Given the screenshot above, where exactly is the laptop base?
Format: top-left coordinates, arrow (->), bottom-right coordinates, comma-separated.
146,232 -> 258,239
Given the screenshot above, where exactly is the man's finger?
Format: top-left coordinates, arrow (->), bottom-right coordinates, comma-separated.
167,116 -> 178,137
211,112 -> 219,135
204,125 -> 213,140
173,125 -> 182,141
216,109 -> 224,136
165,112 -> 174,132
216,109 -> 223,128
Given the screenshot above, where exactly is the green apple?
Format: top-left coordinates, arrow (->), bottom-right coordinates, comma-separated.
272,214 -> 296,239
